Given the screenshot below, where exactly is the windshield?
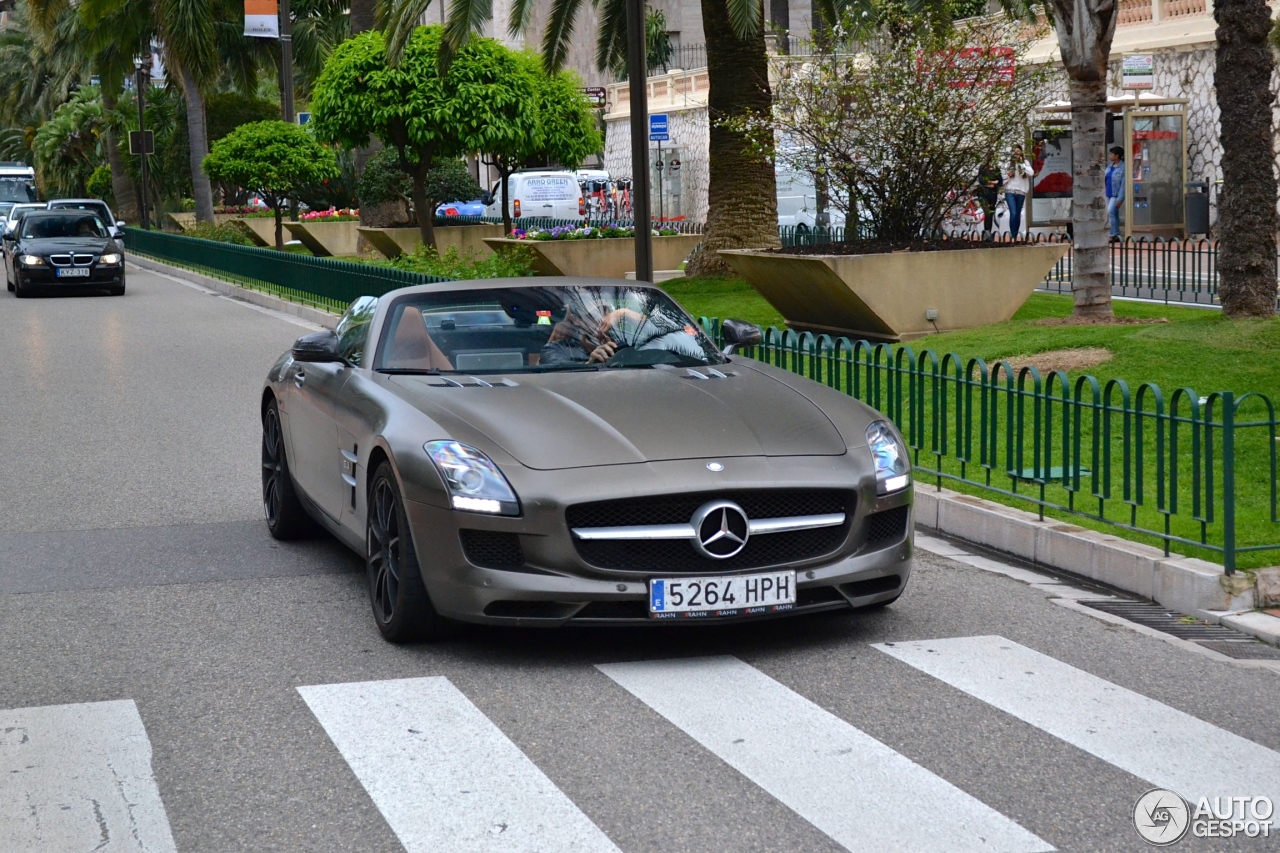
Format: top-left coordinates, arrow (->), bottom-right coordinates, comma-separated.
49,201 -> 111,221
21,213 -> 108,239
376,285 -> 724,373
0,177 -> 38,203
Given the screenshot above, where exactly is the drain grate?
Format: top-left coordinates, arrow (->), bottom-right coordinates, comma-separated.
1080,600 -> 1280,660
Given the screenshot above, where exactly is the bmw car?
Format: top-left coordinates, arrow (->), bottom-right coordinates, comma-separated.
262,278 -> 913,641
3,210 -> 125,297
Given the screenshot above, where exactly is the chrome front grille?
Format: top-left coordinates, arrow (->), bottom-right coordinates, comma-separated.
48,253 -> 95,267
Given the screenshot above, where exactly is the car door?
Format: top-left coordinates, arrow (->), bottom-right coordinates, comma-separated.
284,297 -> 379,522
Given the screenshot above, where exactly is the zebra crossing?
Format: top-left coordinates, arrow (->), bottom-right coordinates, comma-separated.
4,636 -> 1277,852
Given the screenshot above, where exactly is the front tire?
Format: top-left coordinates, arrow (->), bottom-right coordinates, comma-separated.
13,273 -> 31,298
261,399 -> 316,540
367,461 -> 443,642
109,282 -> 125,296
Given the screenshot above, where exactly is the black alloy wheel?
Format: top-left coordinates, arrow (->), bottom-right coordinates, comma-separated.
367,461 -> 442,642
261,399 -> 315,539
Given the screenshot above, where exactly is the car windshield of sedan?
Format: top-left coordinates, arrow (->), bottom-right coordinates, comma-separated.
21,213 -> 108,239
375,285 -> 726,373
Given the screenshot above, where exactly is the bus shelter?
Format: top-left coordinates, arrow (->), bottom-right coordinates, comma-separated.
1032,94 -> 1191,240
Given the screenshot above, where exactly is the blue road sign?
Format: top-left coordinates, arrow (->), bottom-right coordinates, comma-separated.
649,114 -> 669,142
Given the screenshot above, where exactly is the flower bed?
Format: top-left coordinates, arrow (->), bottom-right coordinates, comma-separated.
301,207 -> 359,222
513,224 -> 679,241
215,206 -> 273,218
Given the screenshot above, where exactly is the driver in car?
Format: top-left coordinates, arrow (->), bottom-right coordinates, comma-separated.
541,305 -> 704,366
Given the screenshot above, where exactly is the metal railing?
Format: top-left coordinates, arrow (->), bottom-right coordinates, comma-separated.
123,228 -> 450,313
700,321 -> 1279,574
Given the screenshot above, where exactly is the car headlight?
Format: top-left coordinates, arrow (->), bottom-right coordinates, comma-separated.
867,421 -> 910,494
18,254 -> 44,266
99,253 -> 122,265
424,440 -> 520,515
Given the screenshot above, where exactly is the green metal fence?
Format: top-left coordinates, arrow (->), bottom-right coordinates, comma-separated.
700,320 -> 1279,574
124,227 -> 450,313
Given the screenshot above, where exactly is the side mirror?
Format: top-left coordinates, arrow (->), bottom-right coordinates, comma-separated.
2,231 -> 15,242
480,191 -> 493,206
116,220 -> 126,228
721,318 -> 762,354
291,330 -> 341,362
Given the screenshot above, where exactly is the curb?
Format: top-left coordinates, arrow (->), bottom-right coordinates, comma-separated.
129,254 -> 338,328
913,484 -> 1280,647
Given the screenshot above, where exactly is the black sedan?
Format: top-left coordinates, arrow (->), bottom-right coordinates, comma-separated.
3,210 -> 125,297
263,278 -> 913,642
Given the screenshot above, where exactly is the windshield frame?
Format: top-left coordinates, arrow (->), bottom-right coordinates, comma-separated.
371,284 -> 726,375
19,212 -> 110,240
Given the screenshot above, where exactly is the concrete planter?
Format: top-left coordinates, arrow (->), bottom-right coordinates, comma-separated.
358,224 -> 505,260
283,220 -> 362,257
719,243 -> 1069,341
230,217 -> 279,247
484,235 -> 702,279
167,212 -> 249,231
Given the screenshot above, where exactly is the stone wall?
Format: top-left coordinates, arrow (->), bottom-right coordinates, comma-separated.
604,108 -> 711,223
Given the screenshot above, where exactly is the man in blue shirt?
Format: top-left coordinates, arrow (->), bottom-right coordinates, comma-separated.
1106,146 -> 1125,241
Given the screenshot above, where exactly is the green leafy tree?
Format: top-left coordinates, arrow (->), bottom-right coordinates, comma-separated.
203,120 -> 340,248
482,53 -> 601,233
311,26 -> 535,247
33,86 -> 106,197
86,164 -> 114,201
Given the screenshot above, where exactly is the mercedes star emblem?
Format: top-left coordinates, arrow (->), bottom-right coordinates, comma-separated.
690,500 -> 750,559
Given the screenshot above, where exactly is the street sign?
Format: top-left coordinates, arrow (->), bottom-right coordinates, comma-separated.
296,111 -> 312,125
128,130 -> 154,155
581,87 -> 607,108
649,114 -> 669,142
1122,54 -> 1154,89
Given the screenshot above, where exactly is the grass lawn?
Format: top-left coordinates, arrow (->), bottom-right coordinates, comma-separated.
666,277 -> 1280,570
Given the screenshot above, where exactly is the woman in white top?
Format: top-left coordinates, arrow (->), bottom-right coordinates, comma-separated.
1004,145 -> 1034,238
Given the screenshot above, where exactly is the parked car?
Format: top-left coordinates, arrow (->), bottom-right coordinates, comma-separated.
482,170 -> 585,221
436,199 -> 486,218
3,210 -> 125,297
261,279 -> 913,641
47,198 -> 126,239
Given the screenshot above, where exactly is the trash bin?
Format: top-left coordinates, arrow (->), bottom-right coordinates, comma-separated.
1186,181 -> 1209,235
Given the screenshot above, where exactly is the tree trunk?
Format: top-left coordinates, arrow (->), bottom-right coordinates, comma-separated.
1215,0 -> 1277,318
1051,0 -> 1117,317
349,0 -> 375,34
684,0 -> 780,277
500,164 -> 513,234
274,205 -> 285,250
178,62 -> 216,223
411,174 -> 436,249
1068,76 -> 1113,317
100,90 -> 138,224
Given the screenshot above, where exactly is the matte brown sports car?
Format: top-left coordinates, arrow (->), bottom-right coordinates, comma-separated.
262,278 -> 913,641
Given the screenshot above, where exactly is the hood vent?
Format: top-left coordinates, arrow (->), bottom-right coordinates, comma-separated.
683,368 -> 735,380
424,376 -> 518,388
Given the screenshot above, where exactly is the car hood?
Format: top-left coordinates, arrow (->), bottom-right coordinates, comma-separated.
21,237 -> 113,253
390,367 -> 846,470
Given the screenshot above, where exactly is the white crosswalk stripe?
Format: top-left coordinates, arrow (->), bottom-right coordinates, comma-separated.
297,676 -> 621,853
0,699 -> 177,853
597,655 -> 1054,853
875,635 -> 1280,826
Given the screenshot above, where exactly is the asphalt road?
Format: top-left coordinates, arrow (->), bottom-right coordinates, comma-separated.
2,266 -> 1278,853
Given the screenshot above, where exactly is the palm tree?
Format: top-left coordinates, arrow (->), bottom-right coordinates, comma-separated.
378,0 -> 780,275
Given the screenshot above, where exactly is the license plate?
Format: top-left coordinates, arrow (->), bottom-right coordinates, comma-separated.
56,267 -> 90,277
649,571 -> 796,619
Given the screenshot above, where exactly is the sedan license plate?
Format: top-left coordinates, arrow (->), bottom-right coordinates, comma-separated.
649,571 -> 796,619
56,267 -> 90,277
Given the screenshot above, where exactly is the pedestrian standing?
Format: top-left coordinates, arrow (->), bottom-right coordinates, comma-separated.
1004,145 -> 1034,239
975,159 -> 1003,237
1105,146 -> 1125,241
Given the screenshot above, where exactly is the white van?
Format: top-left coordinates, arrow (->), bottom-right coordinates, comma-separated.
483,170 -> 585,221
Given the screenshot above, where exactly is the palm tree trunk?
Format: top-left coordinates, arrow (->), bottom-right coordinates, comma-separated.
349,0 -> 375,34
100,90 -> 138,224
1068,76 -> 1113,318
178,62 -> 216,223
1214,0 -> 1277,318
684,0 -> 780,277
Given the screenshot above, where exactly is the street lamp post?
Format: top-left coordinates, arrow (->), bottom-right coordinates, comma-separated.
625,0 -> 652,282
279,0 -> 294,122
134,54 -> 151,231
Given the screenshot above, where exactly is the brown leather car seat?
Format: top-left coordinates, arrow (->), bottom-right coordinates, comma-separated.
385,306 -> 452,370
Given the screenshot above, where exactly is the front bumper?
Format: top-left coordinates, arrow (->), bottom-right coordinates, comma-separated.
18,265 -> 123,287
400,455 -> 913,626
